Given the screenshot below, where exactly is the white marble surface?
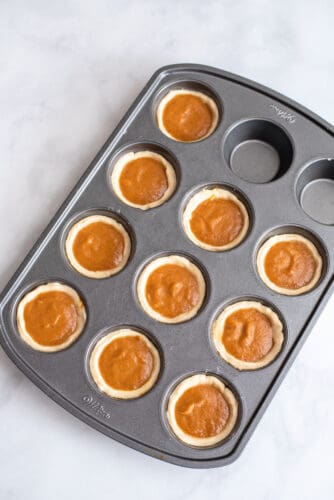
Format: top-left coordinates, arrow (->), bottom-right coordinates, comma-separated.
1,1 -> 334,498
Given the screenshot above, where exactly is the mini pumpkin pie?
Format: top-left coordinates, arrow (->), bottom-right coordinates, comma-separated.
167,374 -> 238,447
157,89 -> 219,142
137,255 -> 206,323
111,151 -> 177,210
17,282 -> 86,352
65,214 -> 131,278
183,187 -> 249,251
257,234 -> 322,295
90,329 -> 160,399
212,301 -> 284,370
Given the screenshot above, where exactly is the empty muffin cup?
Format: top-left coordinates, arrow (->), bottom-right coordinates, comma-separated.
296,159 -> 334,225
224,119 -> 293,183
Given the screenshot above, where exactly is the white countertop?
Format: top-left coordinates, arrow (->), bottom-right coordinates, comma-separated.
1,1 -> 334,498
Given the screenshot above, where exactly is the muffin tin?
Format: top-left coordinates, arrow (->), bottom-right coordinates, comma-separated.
0,63 -> 333,468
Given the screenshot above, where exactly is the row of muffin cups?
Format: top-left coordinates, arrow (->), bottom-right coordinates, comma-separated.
130,81 -> 334,225
132,81 -> 333,227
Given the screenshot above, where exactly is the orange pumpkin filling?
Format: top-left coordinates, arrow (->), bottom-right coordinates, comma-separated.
175,384 -> 230,438
72,221 -> 125,272
264,240 -> 317,290
161,93 -> 215,142
98,335 -> 154,391
222,308 -> 274,362
145,264 -> 200,318
119,156 -> 169,205
190,197 -> 245,246
23,291 -> 79,346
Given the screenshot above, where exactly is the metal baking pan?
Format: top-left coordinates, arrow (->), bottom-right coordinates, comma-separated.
0,64 -> 333,468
